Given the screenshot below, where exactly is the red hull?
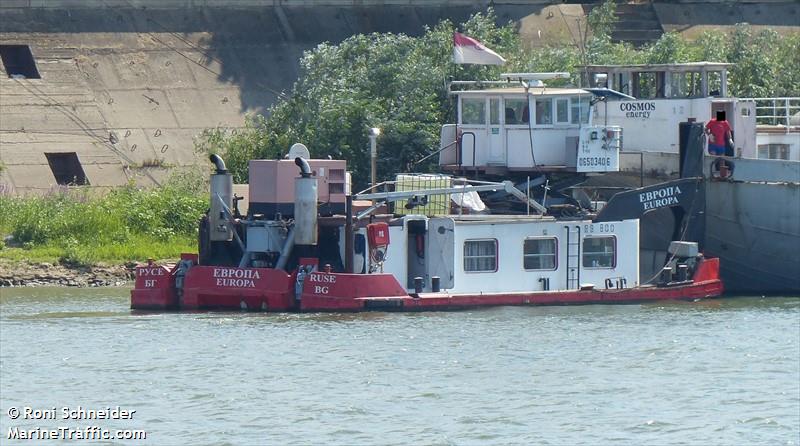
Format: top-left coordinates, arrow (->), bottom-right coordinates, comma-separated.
132,258 -> 723,312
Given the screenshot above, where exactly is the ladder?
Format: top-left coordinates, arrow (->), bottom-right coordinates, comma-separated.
564,225 -> 581,290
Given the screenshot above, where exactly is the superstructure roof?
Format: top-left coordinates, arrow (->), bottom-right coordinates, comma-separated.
454,87 -> 591,96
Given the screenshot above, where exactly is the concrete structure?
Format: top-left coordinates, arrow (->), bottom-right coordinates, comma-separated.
1,0 -> 797,194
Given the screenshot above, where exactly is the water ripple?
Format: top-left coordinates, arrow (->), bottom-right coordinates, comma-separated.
0,290 -> 798,445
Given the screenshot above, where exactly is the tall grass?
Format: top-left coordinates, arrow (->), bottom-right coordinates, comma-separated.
0,175 -> 208,266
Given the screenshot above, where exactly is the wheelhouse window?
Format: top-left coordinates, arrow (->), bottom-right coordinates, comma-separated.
464,239 -> 497,272
523,238 -> 557,270
490,98 -> 501,125
461,98 -> 485,125
582,236 -> 616,268
504,98 -> 529,124
669,71 -> 702,98
708,71 -> 723,96
556,98 -> 570,124
571,97 -> 590,124
632,71 -> 664,99
535,98 -> 553,125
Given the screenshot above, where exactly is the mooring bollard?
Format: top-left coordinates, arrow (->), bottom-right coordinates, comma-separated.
431,276 -> 440,293
414,277 -> 423,295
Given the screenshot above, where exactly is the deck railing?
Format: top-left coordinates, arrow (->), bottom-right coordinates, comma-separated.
740,97 -> 800,130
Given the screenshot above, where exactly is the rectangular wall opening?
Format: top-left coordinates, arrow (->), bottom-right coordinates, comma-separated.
45,153 -> 90,185
0,45 -> 41,79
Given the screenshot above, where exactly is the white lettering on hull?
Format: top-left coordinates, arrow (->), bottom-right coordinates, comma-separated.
308,273 -> 336,284
639,185 -> 682,211
215,278 -> 256,288
138,268 -> 164,276
212,268 -> 261,288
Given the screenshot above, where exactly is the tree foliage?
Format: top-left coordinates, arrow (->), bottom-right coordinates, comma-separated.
200,10 -> 527,189
199,3 -> 800,186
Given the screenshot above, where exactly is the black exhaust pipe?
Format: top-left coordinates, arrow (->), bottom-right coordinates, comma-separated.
295,157 -> 312,178
209,154 -> 227,173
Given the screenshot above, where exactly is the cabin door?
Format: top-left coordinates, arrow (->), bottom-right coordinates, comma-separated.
406,218 -> 428,289
487,97 -> 506,165
426,217 -> 455,290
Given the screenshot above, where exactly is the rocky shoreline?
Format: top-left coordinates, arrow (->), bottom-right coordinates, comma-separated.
0,260 -> 137,287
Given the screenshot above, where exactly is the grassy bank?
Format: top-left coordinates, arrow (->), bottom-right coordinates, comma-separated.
0,180 -> 207,266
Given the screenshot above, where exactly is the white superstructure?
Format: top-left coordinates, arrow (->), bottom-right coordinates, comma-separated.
344,213 -> 639,294
583,62 -> 757,158
439,77 -> 622,175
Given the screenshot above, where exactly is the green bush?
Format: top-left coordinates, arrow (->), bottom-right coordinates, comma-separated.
0,179 -> 207,265
197,4 -> 799,189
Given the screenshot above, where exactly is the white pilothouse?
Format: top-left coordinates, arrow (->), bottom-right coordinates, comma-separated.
439,72 -> 623,177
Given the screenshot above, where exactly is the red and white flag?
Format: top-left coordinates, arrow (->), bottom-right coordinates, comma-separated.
452,32 -> 506,66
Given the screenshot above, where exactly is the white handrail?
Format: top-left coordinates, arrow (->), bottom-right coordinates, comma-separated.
740,97 -> 800,131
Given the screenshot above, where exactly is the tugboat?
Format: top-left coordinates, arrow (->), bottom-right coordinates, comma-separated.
131,131 -> 723,312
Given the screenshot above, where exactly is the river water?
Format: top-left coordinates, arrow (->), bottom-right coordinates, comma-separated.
0,287 -> 798,445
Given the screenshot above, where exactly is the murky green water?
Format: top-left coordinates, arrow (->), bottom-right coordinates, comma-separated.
1,288 -> 798,445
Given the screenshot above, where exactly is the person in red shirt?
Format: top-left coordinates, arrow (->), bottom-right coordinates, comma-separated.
706,110 -> 733,156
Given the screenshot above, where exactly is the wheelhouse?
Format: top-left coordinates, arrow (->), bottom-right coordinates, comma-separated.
582,62 -> 757,158
439,74 -> 622,177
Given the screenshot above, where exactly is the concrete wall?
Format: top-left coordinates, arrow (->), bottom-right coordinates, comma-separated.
0,2 -> 577,194
654,1 -> 800,37
0,1 -> 797,194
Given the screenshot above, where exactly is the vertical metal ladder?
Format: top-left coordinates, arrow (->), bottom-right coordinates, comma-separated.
564,225 -> 581,290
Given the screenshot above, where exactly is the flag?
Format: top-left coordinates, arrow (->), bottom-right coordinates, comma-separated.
452,32 -> 506,66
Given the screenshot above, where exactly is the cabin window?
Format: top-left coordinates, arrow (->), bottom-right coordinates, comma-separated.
535,98 -> 552,125
582,236 -> 616,268
613,72 -> 632,95
504,98 -> 528,125
490,98 -> 501,125
758,144 -> 790,160
633,72 -> 664,99
556,99 -> 570,124
464,239 -> 497,272
461,98 -> 485,125
708,71 -> 722,97
571,97 -> 590,124
669,71 -> 702,98
523,238 -> 557,270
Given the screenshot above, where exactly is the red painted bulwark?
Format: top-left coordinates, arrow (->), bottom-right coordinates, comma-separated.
182,266 -> 294,311
692,257 -> 721,284
132,258 -> 724,312
300,272 -> 408,311
131,264 -> 177,310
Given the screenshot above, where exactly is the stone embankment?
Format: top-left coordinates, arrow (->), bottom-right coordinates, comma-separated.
0,261 -> 135,287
